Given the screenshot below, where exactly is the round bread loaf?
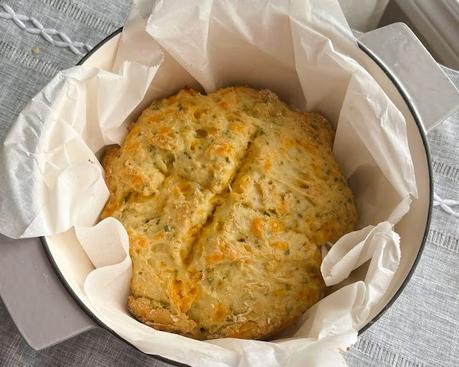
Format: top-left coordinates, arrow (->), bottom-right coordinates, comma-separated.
100,87 -> 357,340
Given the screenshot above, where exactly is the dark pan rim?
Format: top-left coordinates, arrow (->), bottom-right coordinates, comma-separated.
41,27 -> 433,364
355,41 -> 433,333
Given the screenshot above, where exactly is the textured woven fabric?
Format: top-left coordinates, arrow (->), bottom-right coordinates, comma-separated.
0,1 -> 458,366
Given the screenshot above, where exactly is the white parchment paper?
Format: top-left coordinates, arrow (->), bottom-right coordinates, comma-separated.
0,0 -> 418,366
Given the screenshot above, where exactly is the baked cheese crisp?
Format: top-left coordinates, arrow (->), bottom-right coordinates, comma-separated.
101,87 -> 357,340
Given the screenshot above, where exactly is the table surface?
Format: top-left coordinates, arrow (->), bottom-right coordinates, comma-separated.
1,1 -> 458,366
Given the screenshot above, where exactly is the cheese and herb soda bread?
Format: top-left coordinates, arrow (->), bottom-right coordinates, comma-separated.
100,86 -> 357,340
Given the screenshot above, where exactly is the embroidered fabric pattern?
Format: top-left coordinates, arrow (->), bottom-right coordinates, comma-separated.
0,3 -> 92,55
433,192 -> 459,218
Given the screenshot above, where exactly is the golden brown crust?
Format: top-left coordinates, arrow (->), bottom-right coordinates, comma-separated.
101,86 -> 357,340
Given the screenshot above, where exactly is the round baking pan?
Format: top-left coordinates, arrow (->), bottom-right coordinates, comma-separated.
42,24 -> 433,362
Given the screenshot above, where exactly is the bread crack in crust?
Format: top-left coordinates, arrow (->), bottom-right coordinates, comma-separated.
100,87 -> 357,340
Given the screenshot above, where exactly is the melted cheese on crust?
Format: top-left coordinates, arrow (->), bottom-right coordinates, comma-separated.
101,87 -> 357,340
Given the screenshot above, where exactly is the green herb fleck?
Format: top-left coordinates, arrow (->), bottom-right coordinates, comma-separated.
284,249 -> 290,256
159,300 -> 169,308
123,192 -> 132,204
164,224 -> 173,232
